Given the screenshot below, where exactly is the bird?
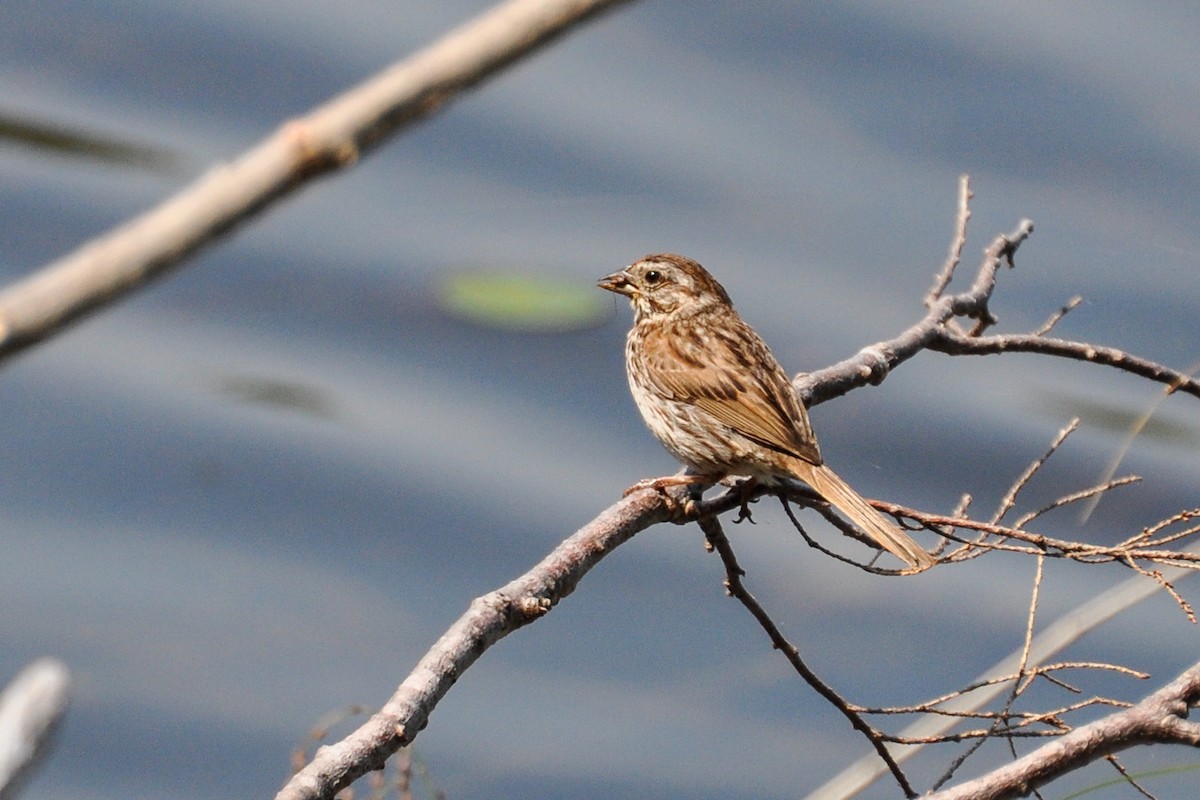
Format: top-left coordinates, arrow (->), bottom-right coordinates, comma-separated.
598,253 -> 934,569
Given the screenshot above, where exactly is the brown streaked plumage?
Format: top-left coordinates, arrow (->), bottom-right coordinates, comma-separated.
598,253 -> 933,569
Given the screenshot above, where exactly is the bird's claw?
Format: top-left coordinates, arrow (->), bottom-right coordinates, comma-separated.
731,478 -> 758,524
733,502 -> 755,524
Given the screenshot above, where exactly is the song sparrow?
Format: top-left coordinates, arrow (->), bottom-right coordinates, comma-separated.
598,253 -> 933,569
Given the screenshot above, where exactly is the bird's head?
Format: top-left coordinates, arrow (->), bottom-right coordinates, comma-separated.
597,253 -> 733,321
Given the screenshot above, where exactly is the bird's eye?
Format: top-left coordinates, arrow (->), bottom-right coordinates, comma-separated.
644,270 -> 661,285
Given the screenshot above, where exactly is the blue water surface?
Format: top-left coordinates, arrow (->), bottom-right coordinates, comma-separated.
1,3 -> 1198,798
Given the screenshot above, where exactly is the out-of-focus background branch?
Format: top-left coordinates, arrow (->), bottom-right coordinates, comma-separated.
0,0 -> 631,358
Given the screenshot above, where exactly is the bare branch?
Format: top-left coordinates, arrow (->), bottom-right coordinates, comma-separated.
930,332 -> 1200,400
806,530 -> 1200,800
798,219 -> 1035,407
927,661 -> 1200,800
698,514 -> 919,797
925,174 -> 973,307
276,488 -> 669,800
798,201 -> 1200,413
994,419 -> 1079,526
1032,295 -> 1082,336
884,503 -> 1200,573
0,659 -> 70,800
1080,361 -> 1200,523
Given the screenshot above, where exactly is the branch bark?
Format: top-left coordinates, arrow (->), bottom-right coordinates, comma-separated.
275,491 -> 672,800
927,661 -> 1200,800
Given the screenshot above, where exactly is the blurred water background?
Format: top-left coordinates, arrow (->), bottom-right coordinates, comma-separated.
1,2 -> 1198,798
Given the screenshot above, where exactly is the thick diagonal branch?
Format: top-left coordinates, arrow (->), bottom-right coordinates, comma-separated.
275,490 -> 672,800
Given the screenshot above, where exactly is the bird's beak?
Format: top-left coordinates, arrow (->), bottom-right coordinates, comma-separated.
597,270 -> 634,296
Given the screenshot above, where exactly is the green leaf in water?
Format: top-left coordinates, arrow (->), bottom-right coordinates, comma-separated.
439,271 -> 611,333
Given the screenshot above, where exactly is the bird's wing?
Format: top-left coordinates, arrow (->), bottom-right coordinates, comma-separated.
641,318 -> 822,465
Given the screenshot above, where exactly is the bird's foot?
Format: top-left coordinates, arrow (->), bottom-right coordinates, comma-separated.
732,477 -> 759,524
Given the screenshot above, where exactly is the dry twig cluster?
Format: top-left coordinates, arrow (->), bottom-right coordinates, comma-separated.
677,176 -> 1200,799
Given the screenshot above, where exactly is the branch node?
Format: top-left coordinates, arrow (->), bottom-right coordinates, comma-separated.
856,344 -> 893,385
514,595 -> 552,619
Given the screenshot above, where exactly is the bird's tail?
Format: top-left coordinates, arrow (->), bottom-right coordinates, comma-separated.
796,462 -> 935,569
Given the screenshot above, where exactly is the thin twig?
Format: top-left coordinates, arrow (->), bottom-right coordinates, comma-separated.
1011,475 -> 1141,531
782,499 -> 919,575
1122,558 -> 1196,623
1033,295 -> 1083,336
926,662 -> 1200,800
930,332 -> 1200,401
994,419 -> 1080,526
925,175 -> 973,307
1079,361 -> 1200,523
1016,555 -> 1046,693
926,551 -> 1041,796
1122,509 -> 1200,548
697,515 -> 919,798
1104,755 -> 1159,800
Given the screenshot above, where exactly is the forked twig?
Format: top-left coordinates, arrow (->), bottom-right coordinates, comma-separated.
994,419 -> 1080,525
925,174 -> 973,307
